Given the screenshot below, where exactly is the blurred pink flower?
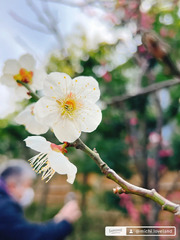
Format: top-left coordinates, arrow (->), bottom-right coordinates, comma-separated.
118,0 -> 126,6
147,158 -> 156,168
102,72 -> 112,82
159,164 -> 167,172
128,148 -> 135,157
104,13 -> 119,24
160,27 -> 176,38
140,13 -> 154,29
175,216 -> 180,224
129,117 -> 138,126
142,203 -> 152,215
160,27 -> 169,37
149,132 -> 161,144
138,45 -> 146,54
119,194 -> 140,222
159,149 -> 173,157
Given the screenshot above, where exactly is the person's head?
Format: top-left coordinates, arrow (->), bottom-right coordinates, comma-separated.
0,159 -> 36,206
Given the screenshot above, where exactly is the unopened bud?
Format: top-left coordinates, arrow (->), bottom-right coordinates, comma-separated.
142,31 -> 169,60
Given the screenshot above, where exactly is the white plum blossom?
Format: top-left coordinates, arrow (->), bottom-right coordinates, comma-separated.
15,103 -> 49,135
24,136 -> 77,183
34,72 -> 102,142
0,54 -> 46,99
0,84 -> 18,119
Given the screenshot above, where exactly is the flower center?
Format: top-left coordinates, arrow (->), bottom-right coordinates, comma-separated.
64,100 -> 75,112
56,92 -> 82,119
13,68 -> 33,85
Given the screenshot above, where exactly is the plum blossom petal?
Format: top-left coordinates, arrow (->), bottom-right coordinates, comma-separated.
77,101 -> 102,132
0,54 -> 47,100
15,86 -> 31,99
72,76 -> 100,103
0,84 -> 18,119
3,60 -> 20,75
44,72 -> 72,98
34,72 -> 102,142
34,96 -> 60,124
48,151 -> 77,184
31,69 -> 47,91
25,136 -> 51,153
19,54 -> 35,71
0,74 -> 17,87
24,136 -> 77,183
15,103 -> 49,134
53,118 -> 81,143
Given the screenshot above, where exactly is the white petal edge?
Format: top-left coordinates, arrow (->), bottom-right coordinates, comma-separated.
15,105 -> 49,135
48,151 -> 77,184
53,118 -> 81,143
0,74 -> 17,87
44,72 -> 72,98
3,60 -> 20,75
76,101 -> 102,133
24,136 -> 51,153
15,86 -> 31,100
34,97 -> 59,125
31,69 -> 47,91
19,54 -> 36,71
72,76 -> 100,103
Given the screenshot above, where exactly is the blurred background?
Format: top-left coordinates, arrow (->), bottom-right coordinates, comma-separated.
0,0 -> 180,239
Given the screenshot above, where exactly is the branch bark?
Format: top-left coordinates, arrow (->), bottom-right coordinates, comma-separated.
69,138 -> 180,216
108,78 -> 180,105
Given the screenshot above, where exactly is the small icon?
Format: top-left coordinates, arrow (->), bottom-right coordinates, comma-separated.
129,229 -> 133,234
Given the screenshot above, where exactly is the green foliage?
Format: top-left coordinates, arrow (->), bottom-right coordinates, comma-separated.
169,135 -> 180,170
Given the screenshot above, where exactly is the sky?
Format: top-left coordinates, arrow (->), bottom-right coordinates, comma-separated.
0,0 -> 119,117
0,0 -> 79,68
0,0 -> 114,69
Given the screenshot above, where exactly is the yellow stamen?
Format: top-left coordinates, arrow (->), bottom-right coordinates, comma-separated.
29,153 -> 55,182
13,68 -> 33,85
56,92 -> 83,119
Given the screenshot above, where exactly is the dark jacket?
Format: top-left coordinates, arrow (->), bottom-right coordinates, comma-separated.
0,184 -> 73,240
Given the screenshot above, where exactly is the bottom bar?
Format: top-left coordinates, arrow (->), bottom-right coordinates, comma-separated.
105,226 -> 176,236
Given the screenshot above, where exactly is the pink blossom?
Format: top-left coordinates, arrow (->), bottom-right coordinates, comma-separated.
160,27 -> 169,37
128,148 -> 135,157
149,132 -> 161,144
104,13 -> 119,24
140,13 -> 154,29
102,72 -> 112,82
119,194 -> 140,222
175,216 -> 180,224
159,149 -> 173,157
147,158 -> 156,168
142,203 -> 152,215
138,45 -> 146,54
129,117 -> 138,126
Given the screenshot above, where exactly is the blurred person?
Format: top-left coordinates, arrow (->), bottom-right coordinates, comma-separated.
0,159 -> 81,240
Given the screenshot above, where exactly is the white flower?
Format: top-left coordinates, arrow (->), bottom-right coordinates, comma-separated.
0,84 -> 18,119
0,54 -> 46,99
24,136 -> 77,183
34,72 -> 102,142
15,103 -> 49,135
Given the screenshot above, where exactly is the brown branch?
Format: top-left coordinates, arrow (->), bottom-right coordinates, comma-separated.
108,78 -> 180,105
69,138 -> 180,216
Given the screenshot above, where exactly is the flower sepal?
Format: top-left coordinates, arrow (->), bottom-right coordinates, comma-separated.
50,142 -> 68,154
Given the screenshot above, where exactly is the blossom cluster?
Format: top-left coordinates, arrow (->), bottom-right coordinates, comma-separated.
0,54 -> 102,183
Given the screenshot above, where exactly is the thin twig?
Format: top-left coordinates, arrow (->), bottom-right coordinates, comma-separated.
69,138 -> 180,216
16,80 -> 40,101
108,78 -> 180,105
